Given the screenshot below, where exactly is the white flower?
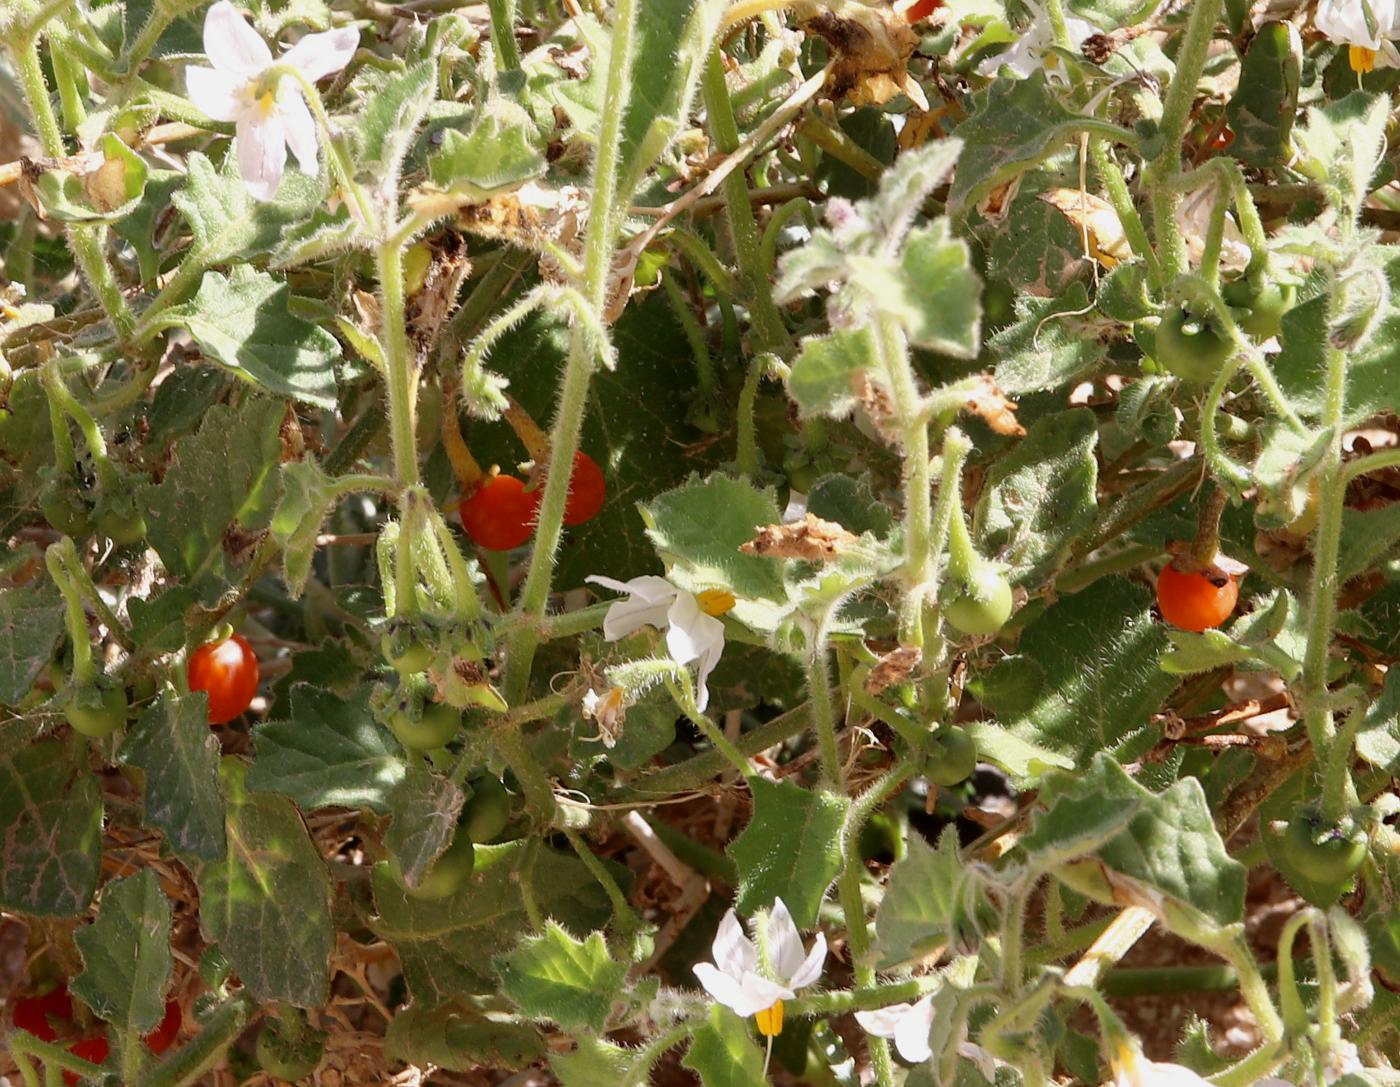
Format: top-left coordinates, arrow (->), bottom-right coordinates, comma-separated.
1110,1045 -> 1216,1087
581,685 -> 625,747
976,1 -> 1096,85
1316,0 -> 1400,70
1174,183 -> 1252,272
693,897 -> 826,1036
855,997 -> 935,1063
585,575 -> 729,712
185,1 -> 357,199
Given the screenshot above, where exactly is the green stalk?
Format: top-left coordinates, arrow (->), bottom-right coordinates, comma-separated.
1305,328 -> 1350,821
504,0 -> 639,705
144,992 -> 255,1087
876,316 -> 935,645
1143,0 -> 1225,278
11,34 -> 134,338
47,540 -> 97,685
124,0 -> 202,74
561,826 -> 642,933
807,646 -> 842,788
485,0 -> 523,71
700,50 -> 789,353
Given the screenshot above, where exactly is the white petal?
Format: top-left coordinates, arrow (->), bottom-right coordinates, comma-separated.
587,574 -> 678,604
185,66 -> 247,122
763,898 -> 806,981
710,909 -> 757,977
729,972 -> 795,1018
665,593 -> 725,667
236,114 -> 286,201
586,575 -> 678,641
279,88 -> 318,175
787,931 -> 827,990
281,26 -> 358,81
893,997 -> 934,1064
204,1 -> 272,77
582,689 -> 600,714
690,619 -> 725,713
853,1004 -> 910,1039
694,963 -> 749,1014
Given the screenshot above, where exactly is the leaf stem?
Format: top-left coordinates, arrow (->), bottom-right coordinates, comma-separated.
46,538 -> 97,685
1143,0 -> 1224,278
504,0 -> 639,703
485,0 -> 522,72
10,32 -> 134,339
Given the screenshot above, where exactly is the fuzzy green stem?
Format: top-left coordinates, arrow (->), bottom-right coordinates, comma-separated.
877,316 -> 936,644
47,539 -> 96,685
504,0 -> 639,703
562,826 -> 641,933
662,274 -> 716,392
1144,0 -> 1225,278
735,351 -> 775,477
666,675 -> 753,778
483,0 -> 522,70
494,724 -> 557,823
1305,340 -> 1349,822
1089,142 -> 1159,282
701,50 -> 789,352
11,34 -> 135,339
807,645 -> 843,788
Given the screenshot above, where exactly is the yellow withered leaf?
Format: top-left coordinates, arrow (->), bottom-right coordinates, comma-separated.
1038,188 -> 1133,269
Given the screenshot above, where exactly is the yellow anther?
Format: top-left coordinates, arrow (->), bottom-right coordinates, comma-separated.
1350,45 -> 1377,72
753,1000 -> 784,1037
697,588 -> 736,617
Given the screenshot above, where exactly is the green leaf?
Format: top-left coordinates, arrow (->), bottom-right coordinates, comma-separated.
971,578 -> 1175,772
384,767 -> 465,889
196,759 -> 334,1007
34,134 -> 149,223
72,871 -> 172,1034
0,583 -> 65,704
369,841 -> 621,1003
247,685 -> 406,814
873,827 -> 973,968
1293,92 -> 1389,218
426,105 -> 546,198
1339,501 -> 1400,582
616,0 -> 727,193
1037,756 -> 1246,926
128,587 -> 200,654
384,1003 -> 547,1072
172,152 -> 323,270
268,459 -> 337,596
728,778 -> 848,928
497,923 -> 628,1031
682,1006 -> 767,1087
1064,0 -> 1157,29
986,173 -> 1092,297
1225,22 -> 1301,167
642,474 -> 789,610
140,397 -> 284,585
553,1037 -> 655,1087
806,474 -> 893,537
118,691 -> 227,860
356,59 -> 438,192
976,407 -> 1098,587
786,328 -> 877,419
896,221 -> 983,357
963,720 -> 1074,785
948,73 -> 1080,212
989,284 -> 1105,395
1357,667 -> 1400,774
168,267 -> 340,407
0,738 -> 103,916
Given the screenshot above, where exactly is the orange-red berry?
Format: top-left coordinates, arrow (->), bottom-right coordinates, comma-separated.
1155,563 -> 1239,631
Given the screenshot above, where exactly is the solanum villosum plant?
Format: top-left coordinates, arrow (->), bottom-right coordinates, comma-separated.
8,0 -> 1400,1082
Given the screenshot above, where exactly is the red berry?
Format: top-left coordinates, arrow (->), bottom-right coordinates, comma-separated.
1155,563 -> 1239,631
143,999 -> 181,1055
903,0 -> 942,20
188,634 -> 260,724
459,475 -> 540,551
13,984 -> 73,1042
64,1035 -> 109,1086
563,452 -> 606,526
